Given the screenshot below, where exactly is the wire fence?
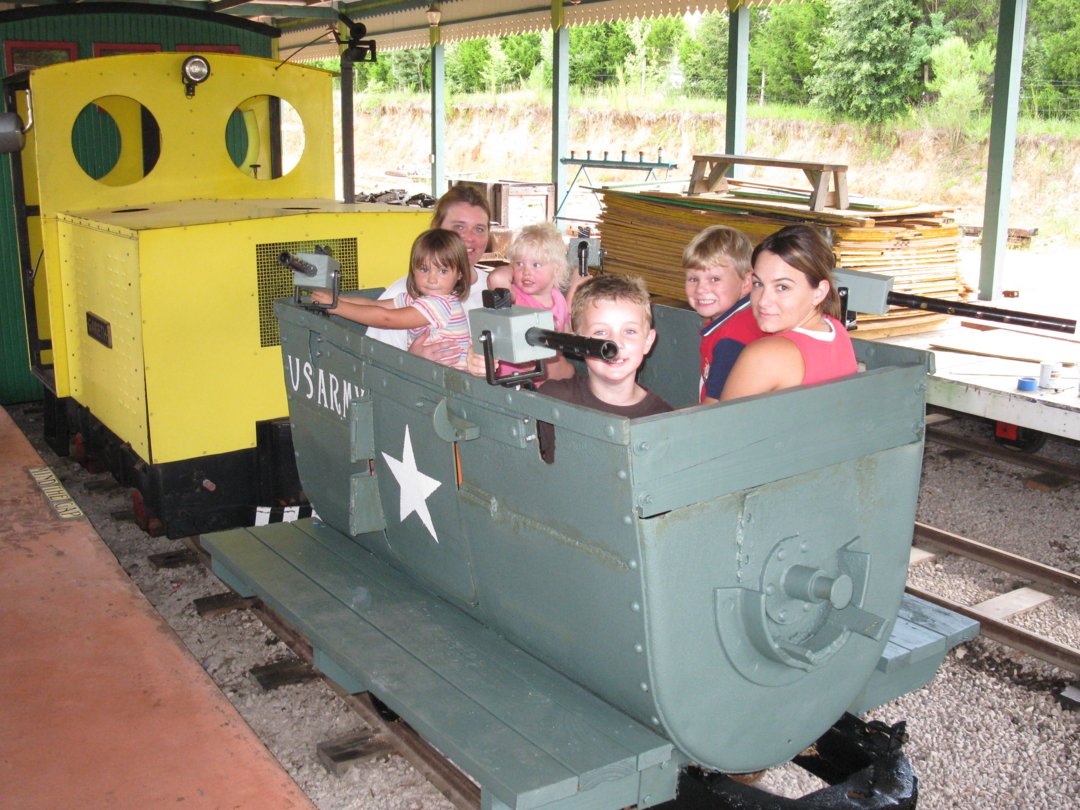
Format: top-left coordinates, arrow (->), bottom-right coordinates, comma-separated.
1018,80 -> 1080,120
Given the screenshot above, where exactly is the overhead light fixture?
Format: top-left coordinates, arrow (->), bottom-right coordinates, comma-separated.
181,55 -> 210,97
426,3 -> 441,27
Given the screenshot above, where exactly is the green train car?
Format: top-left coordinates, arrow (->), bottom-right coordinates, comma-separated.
204,294 -> 978,809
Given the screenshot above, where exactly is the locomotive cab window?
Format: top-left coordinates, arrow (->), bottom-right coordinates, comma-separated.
72,97 -> 160,185
226,95 -> 305,180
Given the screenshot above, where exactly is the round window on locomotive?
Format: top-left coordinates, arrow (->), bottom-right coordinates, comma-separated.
72,96 -> 161,185
225,95 -> 305,180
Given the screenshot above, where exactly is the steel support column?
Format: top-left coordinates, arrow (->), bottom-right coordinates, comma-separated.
979,0 -> 1028,300
551,20 -> 570,211
725,4 -> 749,175
430,32 -> 445,198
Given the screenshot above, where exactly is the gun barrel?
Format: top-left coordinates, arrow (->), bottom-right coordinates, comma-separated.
278,251 -> 318,278
886,292 -> 1076,334
525,328 -> 617,361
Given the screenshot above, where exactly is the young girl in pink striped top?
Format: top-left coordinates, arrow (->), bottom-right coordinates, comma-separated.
312,230 -> 472,370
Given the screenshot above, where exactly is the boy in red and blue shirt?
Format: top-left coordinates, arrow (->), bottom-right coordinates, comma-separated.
683,225 -> 766,403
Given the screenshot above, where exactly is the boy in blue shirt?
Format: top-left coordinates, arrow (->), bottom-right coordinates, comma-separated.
683,225 -> 765,403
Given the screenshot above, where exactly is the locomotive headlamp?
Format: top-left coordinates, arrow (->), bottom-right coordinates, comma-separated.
181,55 -> 211,97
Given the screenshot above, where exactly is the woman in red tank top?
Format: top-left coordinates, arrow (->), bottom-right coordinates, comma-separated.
719,225 -> 857,401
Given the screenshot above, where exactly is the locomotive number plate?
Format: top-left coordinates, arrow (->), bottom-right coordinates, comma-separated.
86,311 -> 112,348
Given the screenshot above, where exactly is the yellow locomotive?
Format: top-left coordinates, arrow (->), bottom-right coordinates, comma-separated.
3,50 -> 428,536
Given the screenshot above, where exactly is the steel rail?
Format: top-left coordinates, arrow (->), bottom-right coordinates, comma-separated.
925,425 -> 1080,483
906,585 -> 1080,675
913,522 -> 1080,597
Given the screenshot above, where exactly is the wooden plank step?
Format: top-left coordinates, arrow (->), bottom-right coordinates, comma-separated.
202,521 -> 678,810
290,521 -> 673,768
848,593 -> 979,715
973,587 -> 1053,621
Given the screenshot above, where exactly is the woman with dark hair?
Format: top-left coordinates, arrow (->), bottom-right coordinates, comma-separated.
719,225 -> 856,401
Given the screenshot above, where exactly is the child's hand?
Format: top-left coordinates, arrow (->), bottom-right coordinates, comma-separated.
565,272 -> 588,307
486,266 -> 513,293
464,346 -> 488,378
310,290 -> 333,306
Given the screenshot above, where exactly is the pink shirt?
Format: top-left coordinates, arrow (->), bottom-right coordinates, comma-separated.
497,285 -> 570,380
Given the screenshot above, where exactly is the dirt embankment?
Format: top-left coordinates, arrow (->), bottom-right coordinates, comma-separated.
352,102 -> 1080,242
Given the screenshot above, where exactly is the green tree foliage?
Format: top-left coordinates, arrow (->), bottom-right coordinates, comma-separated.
678,11 -> 729,99
569,22 -> 634,87
644,15 -> 686,87
500,33 -> 544,85
933,0 -> 999,49
1024,0 -> 1080,119
481,38 -> 513,94
909,12 -> 955,92
749,1 -> 831,104
446,39 -> 490,93
809,0 -> 924,122
356,49 -> 431,92
925,36 -> 994,139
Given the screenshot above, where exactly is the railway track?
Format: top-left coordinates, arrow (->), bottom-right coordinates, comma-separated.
909,521 -> 1080,675
919,417 -> 1080,673
925,422 -> 1080,484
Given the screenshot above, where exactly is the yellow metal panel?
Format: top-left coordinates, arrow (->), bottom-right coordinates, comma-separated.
55,216 -> 149,459
136,207 -> 428,464
27,53 -> 335,216
95,96 -> 148,187
40,216 -> 70,396
25,214 -> 52,364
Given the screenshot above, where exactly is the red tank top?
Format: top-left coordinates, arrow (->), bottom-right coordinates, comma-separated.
775,315 -> 857,385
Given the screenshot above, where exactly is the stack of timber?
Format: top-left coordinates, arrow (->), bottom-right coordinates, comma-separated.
597,182 -> 969,337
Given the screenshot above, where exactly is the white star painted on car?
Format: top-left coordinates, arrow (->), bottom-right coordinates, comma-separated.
381,425 -> 442,543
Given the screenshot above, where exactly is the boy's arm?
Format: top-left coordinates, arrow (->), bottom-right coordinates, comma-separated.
703,339 -> 749,403
565,272 -> 588,310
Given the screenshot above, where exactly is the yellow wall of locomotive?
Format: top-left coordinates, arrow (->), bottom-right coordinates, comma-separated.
57,205 -> 428,465
57,217 -> 150,459
28,52 -> 335,212
28,52 -> 337,399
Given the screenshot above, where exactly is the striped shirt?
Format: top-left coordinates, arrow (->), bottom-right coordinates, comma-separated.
394,292 -> 470,370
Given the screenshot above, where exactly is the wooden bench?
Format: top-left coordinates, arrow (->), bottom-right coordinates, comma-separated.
688,153 -> 849,211
203,520 -> 681,810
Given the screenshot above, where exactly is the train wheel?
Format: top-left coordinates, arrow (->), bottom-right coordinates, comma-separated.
131,489 -> 164,537
993,421 -> 1048,453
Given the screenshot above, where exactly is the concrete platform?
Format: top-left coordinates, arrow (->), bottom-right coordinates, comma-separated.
0,406 -> 313,810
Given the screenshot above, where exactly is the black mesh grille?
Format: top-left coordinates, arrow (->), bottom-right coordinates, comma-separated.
255,237 -> 359,347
